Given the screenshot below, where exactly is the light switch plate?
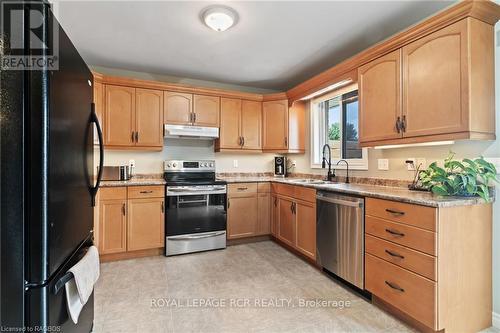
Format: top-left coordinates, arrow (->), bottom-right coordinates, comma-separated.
406,158 -> 416,171
129,159 -> 135,168
233,160 -> 238,168
377,159 -> 389,171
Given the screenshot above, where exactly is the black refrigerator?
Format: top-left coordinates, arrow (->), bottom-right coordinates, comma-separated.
1,1 -> 103,331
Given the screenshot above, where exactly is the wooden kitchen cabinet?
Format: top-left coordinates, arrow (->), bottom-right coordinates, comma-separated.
104,85 -> 135,146
287,101 -> 306,153
164,91 -> 193,125
104,85 -> 163,150
256,183 -> 271,235
127,197 -> 165,251
98,187 -> 128,254
227,187 -> 258,239
93,79 -> 104,144
277,196 -> 295,247
270,194 -> 278,237
359,18 -> 495,147
359,49 -> 402,143
262,100 -> 289,152
295,200 -> 316,260
217,98 -> 262,151
135,88 -> 163,147
193,94 -> 220,127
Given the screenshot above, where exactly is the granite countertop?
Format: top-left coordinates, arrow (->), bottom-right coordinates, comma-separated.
100,178 -> 165,187
218,176 -> 493,208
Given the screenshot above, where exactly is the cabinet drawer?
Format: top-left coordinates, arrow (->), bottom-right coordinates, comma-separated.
257,182 -> 271,193
100,187 -> 127,200
366,254 -> 436,329
271,183 -> 316,202
365,216 -> 436,256
366,198 -> 436,231
271,183 -> 294,197
127,186 -> 164,199
228,183 -> 258,196
365,234 -> 436,281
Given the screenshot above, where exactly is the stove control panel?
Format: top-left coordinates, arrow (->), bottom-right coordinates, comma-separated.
164,160 -> 215,172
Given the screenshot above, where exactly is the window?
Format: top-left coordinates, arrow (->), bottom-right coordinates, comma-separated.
311,86 -> 368,169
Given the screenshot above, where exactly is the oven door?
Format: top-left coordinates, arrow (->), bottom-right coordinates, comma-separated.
165,191 -> 227,236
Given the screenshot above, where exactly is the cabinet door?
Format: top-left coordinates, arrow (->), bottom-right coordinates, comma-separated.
277,197 -> 295,247
93,81 -> 104,145
104,85 -> 135,146
263,100 -> 288,151
402,20 -> 468,137
127,198 -> 165,251
227,195 -> 258,239
164,91 -> 192,125
219,98 -> 242,149
256,192 -> 271,235
271,194 -> 278,236
135,88 -> 163,147
295,200 -> 316,260
99,199 -> 127,254
358,49 -> 402,143
288,101 -> 306,153
193,95 -> 220,127
241,100 -> 262,150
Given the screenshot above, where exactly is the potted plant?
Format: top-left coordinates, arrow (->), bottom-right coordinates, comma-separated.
418,152 -> 498,201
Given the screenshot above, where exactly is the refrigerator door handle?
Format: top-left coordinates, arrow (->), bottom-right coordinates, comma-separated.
90,103 -> 104,207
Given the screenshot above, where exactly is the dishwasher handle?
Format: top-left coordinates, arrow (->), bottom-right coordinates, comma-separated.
316,195 -> 363,208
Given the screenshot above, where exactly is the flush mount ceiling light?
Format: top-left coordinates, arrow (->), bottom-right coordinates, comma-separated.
202,6 -> 238,32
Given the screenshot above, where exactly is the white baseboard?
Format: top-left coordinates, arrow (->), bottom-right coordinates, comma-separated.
492,312 -> 500,329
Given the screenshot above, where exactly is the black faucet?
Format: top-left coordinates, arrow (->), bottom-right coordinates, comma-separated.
321,144 -> 335,181
336,159 -> 350,184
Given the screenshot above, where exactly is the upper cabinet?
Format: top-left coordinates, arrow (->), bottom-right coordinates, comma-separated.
217,98 -> 262,151
359,50 -> 402,143
262,99 -> 305,153
104,85 -> 163,150
163,91 -> 192,125
193,95 -> 220,127
262,100 -> 289,151
359,18 -> 495,147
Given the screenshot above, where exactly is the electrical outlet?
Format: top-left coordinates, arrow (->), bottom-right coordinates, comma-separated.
406,158 -> 416,171
290,160 -> 297,168
129,159 -> 135,168
377,159 -> 389,171
416,158 -> 427,169
233,160 -> 238,168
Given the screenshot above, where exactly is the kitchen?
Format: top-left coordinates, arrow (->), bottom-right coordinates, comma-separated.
1,0 -> 500,332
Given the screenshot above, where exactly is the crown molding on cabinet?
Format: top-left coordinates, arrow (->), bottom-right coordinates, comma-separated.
285,0 -> 500,105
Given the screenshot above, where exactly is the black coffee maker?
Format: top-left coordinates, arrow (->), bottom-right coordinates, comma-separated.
274,156 -> 287,177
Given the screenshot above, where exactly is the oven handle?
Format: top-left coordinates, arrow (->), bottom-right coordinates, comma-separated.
169,231 -> 226,241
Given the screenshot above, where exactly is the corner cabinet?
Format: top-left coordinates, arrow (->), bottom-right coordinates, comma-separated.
359,18 -> 495,147
104,85 -> 163,150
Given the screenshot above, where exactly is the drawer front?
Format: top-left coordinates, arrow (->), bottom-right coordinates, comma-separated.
366,254 -> 436,329
365,216 -> 436,256
271,183 -> 315,202
228,183 -> 258,196
366,198 -> 437,231
100,187 -> 127,200
128,186 -> 164,199
271,183 -> 294,197
365,234 -> 436,281
257,182 -> 271,193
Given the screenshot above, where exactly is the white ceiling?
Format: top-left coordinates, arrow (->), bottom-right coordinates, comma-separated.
55,1 -> 455,91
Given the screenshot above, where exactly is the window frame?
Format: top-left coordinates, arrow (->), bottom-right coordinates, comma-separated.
309,84 -> 368,170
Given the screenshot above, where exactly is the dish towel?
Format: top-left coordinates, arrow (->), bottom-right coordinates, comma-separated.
65,245 -> 100,324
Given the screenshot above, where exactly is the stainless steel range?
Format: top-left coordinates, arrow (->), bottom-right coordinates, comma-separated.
164,160 -> 227,256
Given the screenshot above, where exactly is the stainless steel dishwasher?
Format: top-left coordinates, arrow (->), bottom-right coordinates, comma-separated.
316,191 -> 364,289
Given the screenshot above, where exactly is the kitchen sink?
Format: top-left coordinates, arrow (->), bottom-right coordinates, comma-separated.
287,179 -> 333,185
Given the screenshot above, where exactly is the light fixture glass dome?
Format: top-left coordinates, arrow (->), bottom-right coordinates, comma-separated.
202,6 -> 238,32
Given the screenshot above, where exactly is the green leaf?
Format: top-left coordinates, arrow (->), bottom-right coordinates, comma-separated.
431,185 -> 449,196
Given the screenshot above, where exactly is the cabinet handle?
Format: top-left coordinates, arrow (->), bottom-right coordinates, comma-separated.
237,187 -> 248,191
385,281 -> 405,292
135,131 -> 139,143
131,131 -> 135,143
193,113 -> 197,123
274,197 -> 277,206
385,249 -> 405,259
293,202 -> 296,214
284,137 -> 288,147
241,137 -> 245,147
396,117 -> 401,134
385,228 -> 405,237
385,208 -> 405,216
290,202 -> 293,213
161,201 -> 164,213
140,190 -> 153,194
238,136 -> 242,146
401,115 -> 407,132
227,199 -> 230,209
122,203 -> 126,216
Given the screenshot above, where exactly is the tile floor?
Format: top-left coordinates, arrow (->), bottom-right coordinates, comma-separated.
92,241 -> 490,333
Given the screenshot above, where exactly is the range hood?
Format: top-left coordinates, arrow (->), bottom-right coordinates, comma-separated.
164,124 -> 219,139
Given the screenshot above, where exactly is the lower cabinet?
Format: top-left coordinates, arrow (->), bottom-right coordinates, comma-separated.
272,183 -> 316,261
227,182 -> 271,239
97,185 -> 165,259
